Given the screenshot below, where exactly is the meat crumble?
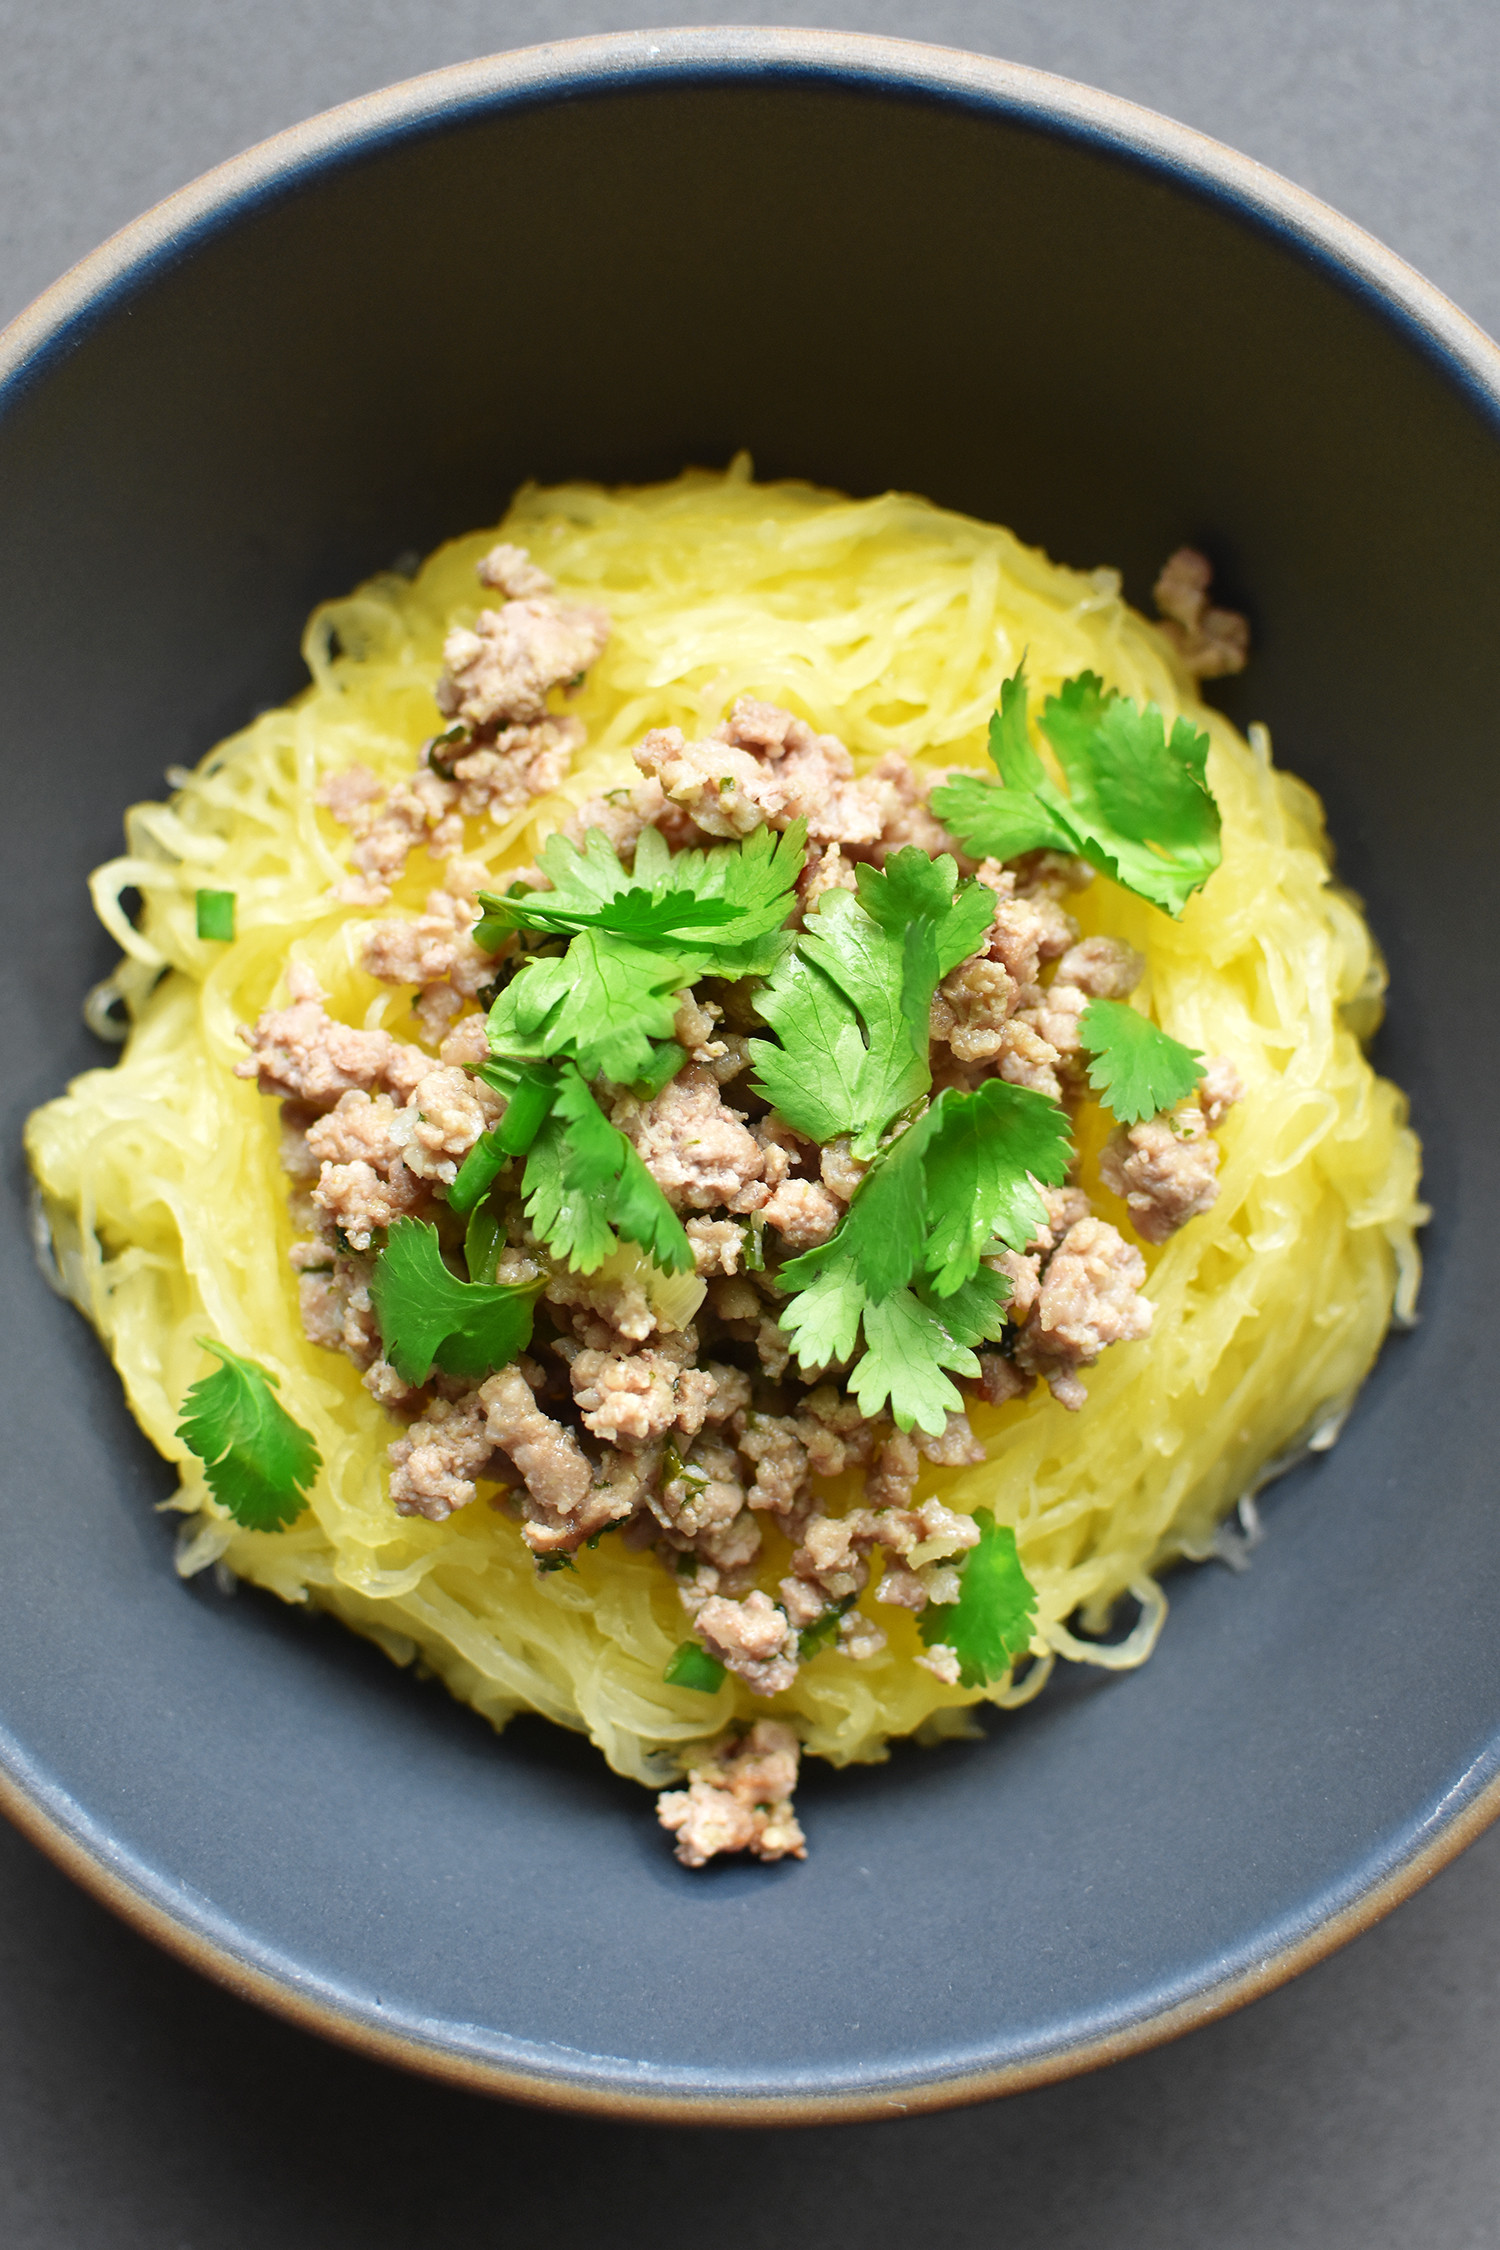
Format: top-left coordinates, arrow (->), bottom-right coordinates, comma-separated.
243,541 -> 1245,1866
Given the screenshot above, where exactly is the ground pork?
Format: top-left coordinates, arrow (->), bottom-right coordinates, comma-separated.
916,1644 -> 963,1687
798,840 -> 859,916
237,964 -> 429,1109
338,768 -> 464,899
929,957 -> 1016,1063
655,1721 -> 806,1868
437,598 -> 610,731
656,1436 -> 747,1538
759,1177 -> 841,1250
1153,547 -> 1250,679
792,1386 -> 880,1478
994,1017 -> 1064,1101
304,1087 -> 409,1172
818,1137 -> 867,1204
1017,1215 -> 1153,1409
399,1065 -> 498,1183
450,715 -> 584,821
1100,1107 -> 1223,1244
476,1368 -> 617,1553
973,1351 -> 1033,1406
1198,1055 -> 1245,1126
438,1013 -> 490,1068
388,1392 -> 494,1521
686,1217 -> 744,1276
634,699 -> 934,855
612,1065 -> 769,1212
312,1155 -> 430,1249
316,763 -> 384,826
294,1250 -> 381,1367
1052,936 -> 1144,999
736,1411 -> 810,1518
838,1612 -> 888,1660
978,864 -> 1078,987
359,897 -> 495,1032
694,1589 -> 800,1696
475,542 -> 555,600
568,1346 -> 688,1448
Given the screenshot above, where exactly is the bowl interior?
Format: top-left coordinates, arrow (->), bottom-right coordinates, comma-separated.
2,35 -> 1498,2117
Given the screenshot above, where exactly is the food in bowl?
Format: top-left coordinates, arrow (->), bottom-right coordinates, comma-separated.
25,462 -> 1424,1865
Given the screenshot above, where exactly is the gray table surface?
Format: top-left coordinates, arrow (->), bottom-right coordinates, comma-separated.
3,3 -> 1499,2243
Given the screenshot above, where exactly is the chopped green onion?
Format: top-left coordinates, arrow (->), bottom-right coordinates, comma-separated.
664,1641 -> 727,1693
195,889 -> 235,941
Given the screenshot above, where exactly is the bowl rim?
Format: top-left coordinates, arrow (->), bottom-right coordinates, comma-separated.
4,24 -> 1500,2126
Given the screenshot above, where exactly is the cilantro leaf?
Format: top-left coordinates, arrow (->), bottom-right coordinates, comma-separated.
750,850 -> 988,1158
370,1217 -> 541,1384
986,662 -> 1047,790
176,1340 -> 320,1531
1040,679 -> 1220,916
920,1079 -> 1073,1291
463,1198 -> 506,1284
664,1641 -> 728,1693
913,1264 -> 1012,1346
522,1118 -> 616,1271
523,1067 -> 692,1275
780,1107 -> 946,1302
776,1251 -> 867,1371
550,1066 -> 693,1273
479,821 -> 803,976
780,1079 -> 1071,1310
496,930 -> 690,1086
927,772 -> 1075,863
852,850 -> 996,978
919,1510 -> 1037,1688
931,666 -> 1221,917
1078,998 -> 1205,1125
849,1289 -> 982,1434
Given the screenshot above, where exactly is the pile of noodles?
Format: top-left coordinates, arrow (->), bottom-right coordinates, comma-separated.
25,461 -> 1426,1788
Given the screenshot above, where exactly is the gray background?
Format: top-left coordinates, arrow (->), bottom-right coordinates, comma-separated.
2,2 -> 1499,2243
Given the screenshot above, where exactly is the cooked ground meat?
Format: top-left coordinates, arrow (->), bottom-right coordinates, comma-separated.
612,1066 -> 770,1212
656,1721 -> 807,1868
694,1589 -> 800,1696
1017,1216 -> 1154,1409
437,598 -> 610,730
1153,547 -> 1250,679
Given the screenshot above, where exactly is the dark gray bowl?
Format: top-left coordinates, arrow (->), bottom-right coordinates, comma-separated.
2,28 -> 1498,2124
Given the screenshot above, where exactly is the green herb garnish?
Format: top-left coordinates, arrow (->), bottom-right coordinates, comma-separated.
917,1509 -> 1037,1688
175,1339 -> 320,1531
664,1641 -> 728,1693
931,665 -> 1221,917
195,889 -> 236,941
369,1217 -> 542,1384
521,1065 -> 692,1275
748,848 -> 994,1158
1078,998 -> 1204,1125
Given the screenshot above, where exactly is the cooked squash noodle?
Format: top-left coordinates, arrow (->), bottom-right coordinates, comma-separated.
25,462 -> 1425,1787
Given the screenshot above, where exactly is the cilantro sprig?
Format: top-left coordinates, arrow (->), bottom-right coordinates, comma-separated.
370,1217 -> 543,1384
776,1080 -> 1072,1432
917,1510 -> 1037,1688
931,666 -> 1221,917
176,1340 -> 321,1531
749,848 -> 994,1158
1078,998 -> 1204,1125
522,1065 -> 692,1274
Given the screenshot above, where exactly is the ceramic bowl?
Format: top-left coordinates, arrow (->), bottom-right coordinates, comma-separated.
2,29 -> 1498,2122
